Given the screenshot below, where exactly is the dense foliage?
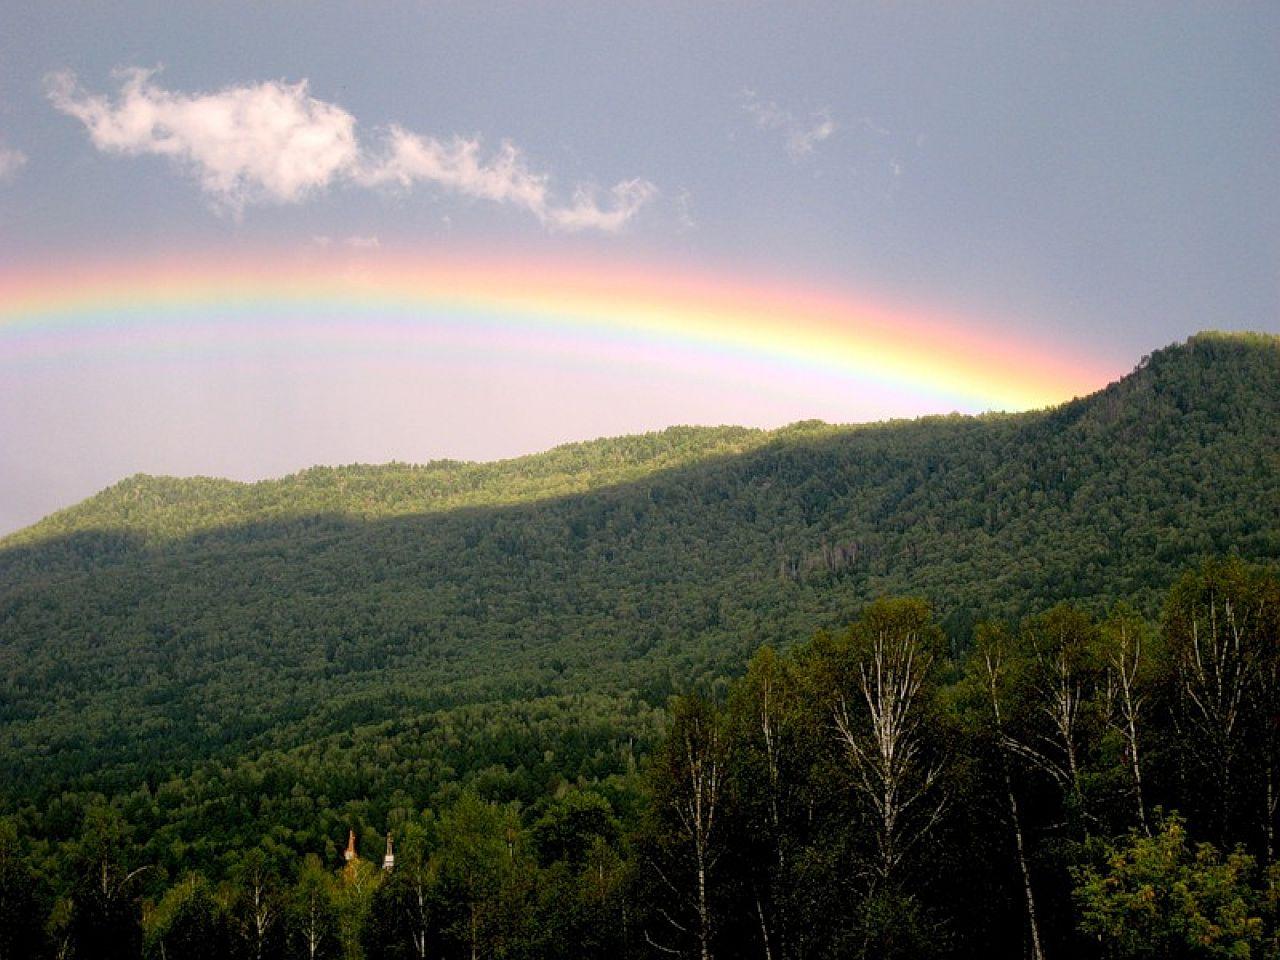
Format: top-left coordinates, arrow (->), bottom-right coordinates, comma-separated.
634,558 -> 1280,960
1,558 -> 1278,959
1,333 -> 1275,808
0,332 -> 1275,958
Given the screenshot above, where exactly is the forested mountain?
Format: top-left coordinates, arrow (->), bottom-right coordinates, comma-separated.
0,332 -> 1276,960
3,424 -> 775,549
1,333 -> 1276,807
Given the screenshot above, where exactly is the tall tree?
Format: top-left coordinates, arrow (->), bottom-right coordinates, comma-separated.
1006,606 -> 1102,830
228,849 -> 283,960
288,855 -> 339,960
725,645 -> 808,960
65,806 -> 148,960
1099,605 -> 1157,836
0,819 -> 51,960
434,794 -> 526,960
363,831 -> 438,960
144,873 -> 232,960
970,624 -> 1047,960
647,695 -> 727,960
375,822 -> 437,960
336,856 -> 382,960
1163,560 -> 1272,845
831,598 -> 948,889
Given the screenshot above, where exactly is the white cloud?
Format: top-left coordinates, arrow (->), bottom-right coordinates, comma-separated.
311,233 -> 381,250
0,143 -> 27,182
786,115 -> 835,159
360,128 -> 655,233
48,68 -> 655,231
47,68 -> 359,214
675,188 -> 696,231
544,179 -> 657,233
743,90 -> 837,161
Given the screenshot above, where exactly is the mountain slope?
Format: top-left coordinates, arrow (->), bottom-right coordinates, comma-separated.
1,424 -> 775,551
0,332 -> 1275,825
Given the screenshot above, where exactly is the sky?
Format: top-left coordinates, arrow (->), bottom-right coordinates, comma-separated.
1,2 -> 1277,534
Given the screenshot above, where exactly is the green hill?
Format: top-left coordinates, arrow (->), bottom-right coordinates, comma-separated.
0,332 -> 1276,860
2,424 -> 776,550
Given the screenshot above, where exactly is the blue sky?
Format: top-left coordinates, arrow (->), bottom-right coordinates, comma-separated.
0,3 -> 1277,532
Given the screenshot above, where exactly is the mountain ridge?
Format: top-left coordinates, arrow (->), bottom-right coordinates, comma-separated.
1,423 -> 776,548
8,331 -> 1272,550
0,329 -> 1275,814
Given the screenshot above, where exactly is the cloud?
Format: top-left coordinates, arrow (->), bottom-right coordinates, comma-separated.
47,68 -> 359,214
0,143 -> 27,182
545,179 -> 657,232
310,234 -> 380,249
48,68 -> 655,231
359,128 -> 655,233
743,90 -> 837,161
675,188 -> 696,231
786,115 -> 836,159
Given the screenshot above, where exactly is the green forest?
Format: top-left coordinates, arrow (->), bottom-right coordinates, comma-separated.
2,559 -> 1278,960
0,332 -> 1277,959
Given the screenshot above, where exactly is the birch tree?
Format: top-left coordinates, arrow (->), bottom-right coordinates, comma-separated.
971,624 -> 1046,960
832,598 -> 948,889
1099,605 -> 1156,835
1259,577 -> 1280,861
727,645 -> 809,960
435,795 -> 519,960
398,828 -> 437,960
648,695 -> 726,960
289,855 -> 338,960
144,873 -> 231,960
1164,560 -> 1278,847
66,805 -> 149,960
229,849 -> 281,960
1004,605 -> 1101,829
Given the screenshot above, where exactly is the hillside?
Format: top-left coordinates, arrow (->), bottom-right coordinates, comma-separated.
0,332 -> 1276,859
1,424 -> 777,550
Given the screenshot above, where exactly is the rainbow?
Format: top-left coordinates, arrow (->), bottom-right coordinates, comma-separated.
0,250 -> 1115,413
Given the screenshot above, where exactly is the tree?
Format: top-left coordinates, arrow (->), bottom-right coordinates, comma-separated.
647,695 -> 727,960
434,794 -> 527,960
531,790 -> 620,871
227,848 -> 283,960
970,624 -> 1047,960
831,599 -> 948,889
0,819 -> 51,960
1164,560 -> 1273,845
363,822 -> 436,960
1074,815 -> 1265,959
288,855 -> 339,960
1257,572 -> 1280,861
577,835 -> 630,958
335,856 -> 382,960
144,873 -> 232,960
1007,605 -> 1102,830
65,806 -> 148,960
1099,606 -> 1157,836
724,645 -> 811,960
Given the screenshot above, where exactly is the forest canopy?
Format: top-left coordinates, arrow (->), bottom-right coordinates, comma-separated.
1,558 -> 1278,959
0,332 -> 1276,958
